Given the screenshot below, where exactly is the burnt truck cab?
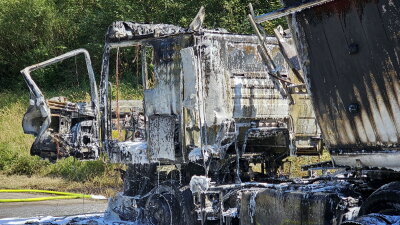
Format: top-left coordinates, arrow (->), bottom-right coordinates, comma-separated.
21,49 -> 101,160
101,22 -> 322,223
102,22 -> 322,168
21,50 -> 144,161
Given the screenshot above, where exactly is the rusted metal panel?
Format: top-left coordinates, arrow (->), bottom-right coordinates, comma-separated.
281,0 -> 400,167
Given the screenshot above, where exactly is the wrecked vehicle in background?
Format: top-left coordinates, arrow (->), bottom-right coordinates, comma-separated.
21,49 -> 101,160
21,49 -> 143,160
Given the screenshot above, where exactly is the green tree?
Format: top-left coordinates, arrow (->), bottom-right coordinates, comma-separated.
0,0 -> 285,91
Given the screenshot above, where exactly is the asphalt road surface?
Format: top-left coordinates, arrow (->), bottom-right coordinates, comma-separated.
0,192 -> 108,219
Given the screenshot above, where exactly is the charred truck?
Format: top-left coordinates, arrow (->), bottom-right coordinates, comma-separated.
21,49 -> 102,160
21,9 -> 324,225
20,0 -> 400,223
101,19 -> 323,224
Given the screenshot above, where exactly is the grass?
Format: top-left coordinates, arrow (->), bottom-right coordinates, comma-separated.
0,173 -> 122,197
282,150 -> 332,178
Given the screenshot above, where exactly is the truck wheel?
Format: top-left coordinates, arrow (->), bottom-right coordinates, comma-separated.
145,191 -> 180,225
144,184 -> 198,225
359,181 -> 400,216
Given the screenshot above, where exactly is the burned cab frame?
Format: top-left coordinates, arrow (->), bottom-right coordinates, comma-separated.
21,49 -> 101,160
103,22 -> 322,164
102,21 -> 322,224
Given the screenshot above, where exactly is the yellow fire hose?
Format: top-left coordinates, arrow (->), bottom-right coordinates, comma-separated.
0,189 -> 106,203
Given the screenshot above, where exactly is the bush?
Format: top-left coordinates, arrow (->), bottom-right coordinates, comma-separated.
0,144 -> 17,171
44,157 -> 107,182
0,143 -> 49,176
5,155 -> 49,176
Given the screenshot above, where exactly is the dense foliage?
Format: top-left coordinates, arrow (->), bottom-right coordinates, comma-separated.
0,0 -> 285,91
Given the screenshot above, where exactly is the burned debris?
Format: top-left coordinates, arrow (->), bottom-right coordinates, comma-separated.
21,49 -> 100,160
21,49 -> 143,161
249,0 -> 400,224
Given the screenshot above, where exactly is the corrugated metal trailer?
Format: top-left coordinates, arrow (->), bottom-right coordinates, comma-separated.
285,0 -> 400,169
250,0 -> 400,224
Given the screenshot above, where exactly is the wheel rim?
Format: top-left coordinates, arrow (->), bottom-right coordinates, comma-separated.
145,193 -> 175,225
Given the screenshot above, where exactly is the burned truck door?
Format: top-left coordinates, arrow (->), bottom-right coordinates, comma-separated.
181,47 -> 201,160
102,22 -> 192,164
142,37 -> 196,163
21,49 -> 100,160
143,42 -> 177,162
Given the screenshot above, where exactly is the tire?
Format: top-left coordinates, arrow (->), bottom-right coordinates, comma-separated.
145,191 -> 180,225
359,181 -> 400,216
144,183 -> 198,225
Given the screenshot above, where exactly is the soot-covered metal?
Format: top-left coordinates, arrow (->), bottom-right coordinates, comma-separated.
100,20 -> 327,224
279,0 -> 400,170
21,49 -> 101,160
19,2 -> 400,225
21,49 -> 144,160
252,1 -> 400,224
